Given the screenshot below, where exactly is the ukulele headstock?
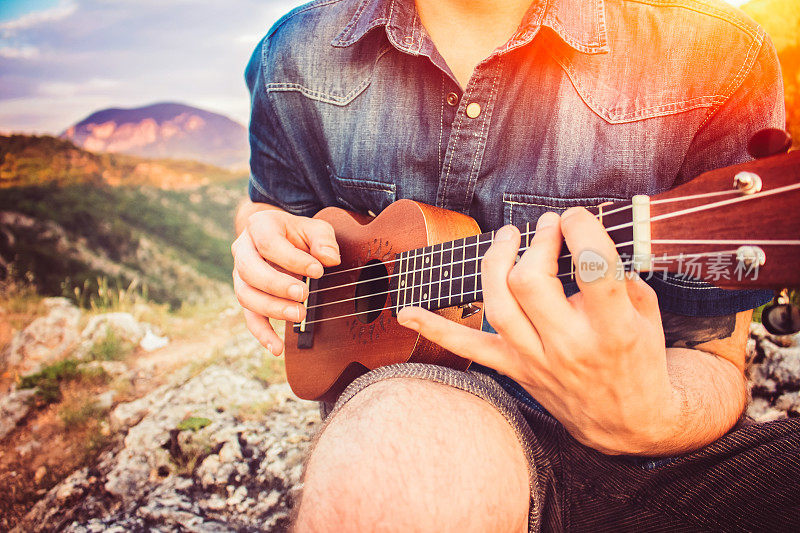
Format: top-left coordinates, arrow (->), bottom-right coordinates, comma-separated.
646,149 -> 800,290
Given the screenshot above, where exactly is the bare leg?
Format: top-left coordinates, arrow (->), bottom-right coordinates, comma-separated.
295,378 -> 530,532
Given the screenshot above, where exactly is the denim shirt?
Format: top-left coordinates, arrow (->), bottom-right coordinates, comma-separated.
246,0 -> 784,316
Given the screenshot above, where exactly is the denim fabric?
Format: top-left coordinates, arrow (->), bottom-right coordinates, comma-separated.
246,0 -> 784,316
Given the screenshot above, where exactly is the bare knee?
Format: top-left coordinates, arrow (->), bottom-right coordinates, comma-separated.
295,378 -> 529,532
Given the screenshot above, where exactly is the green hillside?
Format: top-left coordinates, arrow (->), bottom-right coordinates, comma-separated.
0,135 -> 246,308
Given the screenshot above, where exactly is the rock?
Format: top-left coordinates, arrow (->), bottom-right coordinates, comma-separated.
80,313 -> 145,347
20,366 -> 320,532
747,321 -> 800,421
1,299 -> 80,373
34,466 -> 47,485
0,388 -> 38,439
95,390 -> 116,412
139,328 -> 169,352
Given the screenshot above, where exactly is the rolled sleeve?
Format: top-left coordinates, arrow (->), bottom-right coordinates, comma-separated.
245,37 -> 322,217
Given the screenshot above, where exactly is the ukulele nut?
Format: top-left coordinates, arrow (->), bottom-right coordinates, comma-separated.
735,245 -> 766,268
733,172 -> 762,195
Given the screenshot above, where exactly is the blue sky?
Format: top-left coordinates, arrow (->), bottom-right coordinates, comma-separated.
0,0 -> 751,134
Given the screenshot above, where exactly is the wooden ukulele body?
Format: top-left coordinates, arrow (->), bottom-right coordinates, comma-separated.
284,199 -> 484,402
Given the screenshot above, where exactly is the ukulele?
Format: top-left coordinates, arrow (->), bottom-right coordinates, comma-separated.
284,149 -> 800,402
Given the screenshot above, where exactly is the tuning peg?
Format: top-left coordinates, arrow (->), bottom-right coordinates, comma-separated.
747,128 -> 792,159
761,289 -> 800,335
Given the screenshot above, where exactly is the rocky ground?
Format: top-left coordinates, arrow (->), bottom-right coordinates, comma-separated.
2,296 -> 800,531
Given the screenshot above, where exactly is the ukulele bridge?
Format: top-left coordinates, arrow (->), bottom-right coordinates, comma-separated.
294,276 -> 318,349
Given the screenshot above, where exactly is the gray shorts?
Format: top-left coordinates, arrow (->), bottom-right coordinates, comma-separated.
320,362 -> 541,530
316,363 -> 800,531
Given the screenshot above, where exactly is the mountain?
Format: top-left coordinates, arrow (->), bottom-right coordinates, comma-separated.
0,134 -> 245,308
742,0 -> 800,148
60,103 -> 249,169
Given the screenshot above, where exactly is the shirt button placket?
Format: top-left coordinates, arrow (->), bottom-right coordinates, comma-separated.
437,61 -> 502,213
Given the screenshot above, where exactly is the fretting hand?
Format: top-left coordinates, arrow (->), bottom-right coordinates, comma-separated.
397,208 -> 680,455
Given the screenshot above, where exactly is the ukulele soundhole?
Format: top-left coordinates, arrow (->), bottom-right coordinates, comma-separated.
354,259 -> 389,324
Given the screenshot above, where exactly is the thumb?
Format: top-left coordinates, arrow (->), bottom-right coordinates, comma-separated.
299,217 -> 341,267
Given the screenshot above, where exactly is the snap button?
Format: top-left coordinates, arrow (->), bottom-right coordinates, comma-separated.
466,102 -> 481,119
446,92 -> 459,106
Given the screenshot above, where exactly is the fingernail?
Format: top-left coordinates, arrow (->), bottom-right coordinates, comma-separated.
307,263 -> 324,278
396,309 -> 418,329
267,344 -> 274,355
288,284 -> 305,301
561,207 -> 581,220
494,225 -> 516,242
320,245 -> 340,262
397,316 -> 418,329
284,305 -> 300,322
537,212 -> 559,230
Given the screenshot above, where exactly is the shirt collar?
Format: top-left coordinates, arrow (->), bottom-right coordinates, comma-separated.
332,0 -> 609,55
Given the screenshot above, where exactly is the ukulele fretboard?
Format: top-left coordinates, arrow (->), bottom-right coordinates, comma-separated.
389,202 -> 634,312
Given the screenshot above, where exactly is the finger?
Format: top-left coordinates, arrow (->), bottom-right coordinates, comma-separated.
243,309 -> 283,355
248,216 -> 326,278
560,207 -> 632,319
397,306 -> 514,376
625,272 -> 661,323
481,225 -> 543,352
234,270 -> 306,323
290,218 -> 341,268
235,236 -> 308,302
510,213 -> 576,328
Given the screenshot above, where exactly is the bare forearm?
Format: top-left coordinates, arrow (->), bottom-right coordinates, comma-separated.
643,310 -> 752,455
654,347 -> 747,455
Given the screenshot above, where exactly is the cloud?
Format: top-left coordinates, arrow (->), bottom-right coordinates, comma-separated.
0,0 -> 77,33
0,45 -> 39,59
0,0 -> 307,133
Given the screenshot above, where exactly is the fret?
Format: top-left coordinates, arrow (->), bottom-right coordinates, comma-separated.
437,242 -> 445,309
421,246 -> 432,309
462,235 -> 478,304
400,251 -> 409,309
430,243 -> 442,309
443,240 -> 454,307
452,237 -> 465,307
475,230 -> 493,300
395,251 -> 404,312
411,247 -> 421,307
523,222 -> 532,251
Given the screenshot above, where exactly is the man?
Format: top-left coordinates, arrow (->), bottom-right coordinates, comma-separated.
232,0 -> 800,529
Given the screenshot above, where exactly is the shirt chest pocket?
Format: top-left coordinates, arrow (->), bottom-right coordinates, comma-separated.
329,168 -> 397,216
502,193 -> 626,227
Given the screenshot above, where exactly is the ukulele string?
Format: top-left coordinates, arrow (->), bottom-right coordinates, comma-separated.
303,241 -> 800,314
306,223 -> 632,297
304,243 -> 629,312
299,247 -> 782,325
304,237 -> 634,310
306,181 -> 800,298
311,202 -> 636,281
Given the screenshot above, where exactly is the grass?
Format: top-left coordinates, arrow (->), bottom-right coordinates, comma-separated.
251,355 -> 286,385
59,399 -> 108,428
87,327 -> 135,362
177,416 -> 212,432
18,359 -> 109,404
